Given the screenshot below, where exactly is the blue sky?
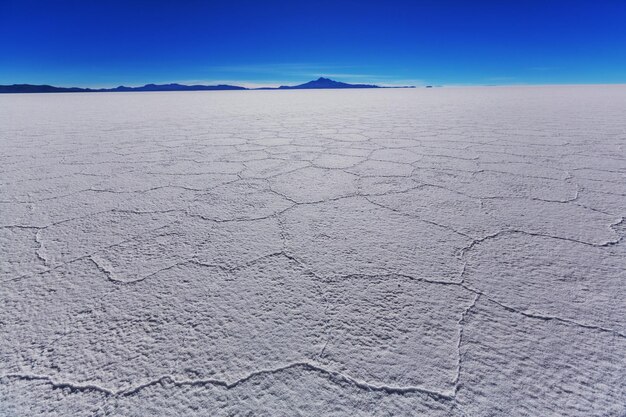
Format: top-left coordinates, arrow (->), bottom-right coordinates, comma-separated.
1,0 -> 625,87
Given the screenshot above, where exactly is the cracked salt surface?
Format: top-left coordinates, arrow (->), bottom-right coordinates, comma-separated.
1,86 -> 625,416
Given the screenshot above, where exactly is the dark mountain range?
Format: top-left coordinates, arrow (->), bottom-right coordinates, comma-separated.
0,78 -> 415,94
0,84 -> 90,93
0,83 -> 246,93
110,83 -> 247,92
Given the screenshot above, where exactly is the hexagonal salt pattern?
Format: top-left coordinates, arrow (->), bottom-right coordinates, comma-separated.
1,86 -> 625,416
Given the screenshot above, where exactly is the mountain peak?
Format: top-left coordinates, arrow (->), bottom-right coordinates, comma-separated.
279,77 -> 379,90
278,77 -> 380,90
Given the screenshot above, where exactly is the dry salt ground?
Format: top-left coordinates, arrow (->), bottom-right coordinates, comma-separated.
1,86 -> 625,416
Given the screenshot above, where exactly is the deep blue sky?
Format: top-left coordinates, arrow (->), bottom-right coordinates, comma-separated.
1,0 -> 625,87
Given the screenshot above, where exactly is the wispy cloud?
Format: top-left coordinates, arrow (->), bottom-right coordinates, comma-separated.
140,62 -> 428,88
529,66 -> 555,71
206,63 -> 358,76
485,76 -> 518,82
199,64 -> 421,86
375,79 -> 425,87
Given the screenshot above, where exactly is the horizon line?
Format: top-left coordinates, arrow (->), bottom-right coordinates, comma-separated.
2,81 -> 626,90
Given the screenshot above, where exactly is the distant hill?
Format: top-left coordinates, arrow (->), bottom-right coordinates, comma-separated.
0,78 -> 415,94
277,77 -> 379,89
0,83 -> 246,93
111,83 -> 247,92
0,84 -> 91,93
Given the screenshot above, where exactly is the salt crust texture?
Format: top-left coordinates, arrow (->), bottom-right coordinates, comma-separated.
1,87 -> 625,416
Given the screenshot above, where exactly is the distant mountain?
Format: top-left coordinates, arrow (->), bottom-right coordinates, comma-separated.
114,83 -> 247,92
0,83 -> 246,94
0,84 -> 92,93
0,78 -> 415,94
277,77 -> 379,89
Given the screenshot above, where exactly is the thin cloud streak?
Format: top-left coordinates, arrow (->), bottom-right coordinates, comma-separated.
200,64 -> 424,86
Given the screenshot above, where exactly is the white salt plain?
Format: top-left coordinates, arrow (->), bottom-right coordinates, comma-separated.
1,86 -> 625,416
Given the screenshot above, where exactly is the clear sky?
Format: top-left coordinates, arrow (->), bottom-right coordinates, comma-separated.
1,0 -> 625,87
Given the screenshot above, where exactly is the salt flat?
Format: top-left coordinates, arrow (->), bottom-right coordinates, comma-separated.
1,86 -> 625,416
